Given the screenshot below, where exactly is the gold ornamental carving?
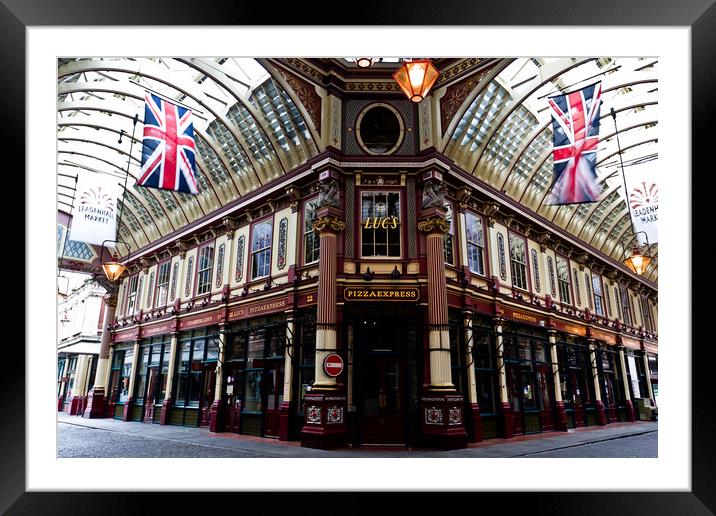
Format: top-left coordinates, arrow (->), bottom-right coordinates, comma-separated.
418,217 -> 451,234
313,215 -> 346,234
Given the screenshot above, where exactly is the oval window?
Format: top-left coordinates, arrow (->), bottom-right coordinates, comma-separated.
357,104 -> 404,155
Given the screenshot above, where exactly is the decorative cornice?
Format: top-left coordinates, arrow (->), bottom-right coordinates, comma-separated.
439,62 -> 496,134
418,216 -> 451,234
312,215 -> 345,234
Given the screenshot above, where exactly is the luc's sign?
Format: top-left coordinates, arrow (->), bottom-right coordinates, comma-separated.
363,216 -> 399,229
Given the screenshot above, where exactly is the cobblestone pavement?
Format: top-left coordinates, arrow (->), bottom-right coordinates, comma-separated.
57,413 -> 657,458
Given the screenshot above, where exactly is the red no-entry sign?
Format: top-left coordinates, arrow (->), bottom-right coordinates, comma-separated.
323,353 -> 344,377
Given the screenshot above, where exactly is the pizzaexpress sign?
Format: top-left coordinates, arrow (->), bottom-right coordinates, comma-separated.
344,286 -> 420,301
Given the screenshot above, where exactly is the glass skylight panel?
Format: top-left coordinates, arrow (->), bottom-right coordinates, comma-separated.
205,121 -> 256,191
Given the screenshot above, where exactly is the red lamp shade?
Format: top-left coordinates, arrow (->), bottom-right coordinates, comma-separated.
623,246 -> 651,276
393,59 -> 440,102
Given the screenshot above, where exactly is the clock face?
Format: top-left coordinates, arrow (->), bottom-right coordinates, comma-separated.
357,104 -> 403,155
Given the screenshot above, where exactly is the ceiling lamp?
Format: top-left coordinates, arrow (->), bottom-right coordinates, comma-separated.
393,58 -> 439,102
100,240 -> 130,281
622,232 -> 653,276
355,58 -> 374,68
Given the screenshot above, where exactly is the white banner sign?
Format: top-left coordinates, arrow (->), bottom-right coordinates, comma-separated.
624,161 -> 658,245
69,174 -> 118,246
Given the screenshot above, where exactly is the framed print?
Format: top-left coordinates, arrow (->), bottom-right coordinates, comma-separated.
7,0 -> 714,514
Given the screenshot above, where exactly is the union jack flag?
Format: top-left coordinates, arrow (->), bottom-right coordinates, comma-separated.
137,92 -> 199,195
546,82 -> 602,205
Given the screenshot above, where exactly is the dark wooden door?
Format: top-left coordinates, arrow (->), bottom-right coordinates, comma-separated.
360,354 -> 406,444
507,364 -> 525,435
263,362 -> 285,438
199,363 -> 216,427
143,367 -> 159,422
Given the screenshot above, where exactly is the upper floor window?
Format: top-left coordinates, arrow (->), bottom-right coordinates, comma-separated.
125,275 -> 139,315
303,198 -> 321,264
556,255 -> 571,305
196,243 -> 215,295
641,296 -> 655,333
443,202 -> 454,266
465,211 -> 486,276
573,269 -> 582,306
251,219 -> 273,279
591,273 -> 605,316
361,191 -> 400,257
619,285 -> 633,326
508,233 -> 528,291
155,261 -> 171,307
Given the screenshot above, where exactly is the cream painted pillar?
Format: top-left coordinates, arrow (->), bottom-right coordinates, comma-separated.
126,340 -> 141,400
588,342 -> 602,404
618,345 -> 636,421
548,331 -> 563,404
642,354 -> 655,401
618,347 -> 632,403
214,328 -> 226,405
495,320 -> 508,404
464,314 -> 478,405
164,333 -> 179,401
103,348 -> 113,392
281,317 -> 295,403
83,356 -> 94,396
74,355 -> 89,397
92,294 -> 117,393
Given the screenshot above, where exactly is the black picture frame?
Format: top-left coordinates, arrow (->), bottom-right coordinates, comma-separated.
6,1 -> 711,514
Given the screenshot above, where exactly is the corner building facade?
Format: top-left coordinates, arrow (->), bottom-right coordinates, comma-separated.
69,58 -> 658,450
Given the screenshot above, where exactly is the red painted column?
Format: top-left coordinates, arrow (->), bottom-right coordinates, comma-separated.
300,206 -> 349,450
83,294 -> 117,418
417,207 -> 468,450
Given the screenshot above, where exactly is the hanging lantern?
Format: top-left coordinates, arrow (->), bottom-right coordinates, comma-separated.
623,246 -> 652,276
101,261 -> 127,281
355,58 -> 374,68
393,58 -> 440,102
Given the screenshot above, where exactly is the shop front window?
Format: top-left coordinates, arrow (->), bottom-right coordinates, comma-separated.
243,369 -> 263,412
361,191 -> 401,257
119,348 -> 134,404
133,346 -> 149,404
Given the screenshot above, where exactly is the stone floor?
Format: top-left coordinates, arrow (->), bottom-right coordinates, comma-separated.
57,412 -> 658,458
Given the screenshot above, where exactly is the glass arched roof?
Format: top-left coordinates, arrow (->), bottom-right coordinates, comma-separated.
442,57 -> 658,284
57,57 -> 658,285
57,57 -> 320,251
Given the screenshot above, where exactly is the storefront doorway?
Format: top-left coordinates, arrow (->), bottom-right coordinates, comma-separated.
350,309 -> 417,446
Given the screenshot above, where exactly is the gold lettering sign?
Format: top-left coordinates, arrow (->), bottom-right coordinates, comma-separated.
344,287 -> 419,302
511,311 -> 537,323
563,324 -> 587,336
363,216 -> 399,230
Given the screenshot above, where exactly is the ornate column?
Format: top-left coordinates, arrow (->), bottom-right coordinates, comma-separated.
548,329 -> 568,431
463,310 -> 482,442
209,324 -> 227,433
301,174 -> 348,449
160,332 -> 179,425
68,355 -> 88,415
122,339 -> 141,421
617,342 -> 636,422
84,293 -> 118,418
588,339 -> 607,425
278,313 -> 295,441
494,316 -> 512,438
642,353 -> 655,403
416,180 -> 467,449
